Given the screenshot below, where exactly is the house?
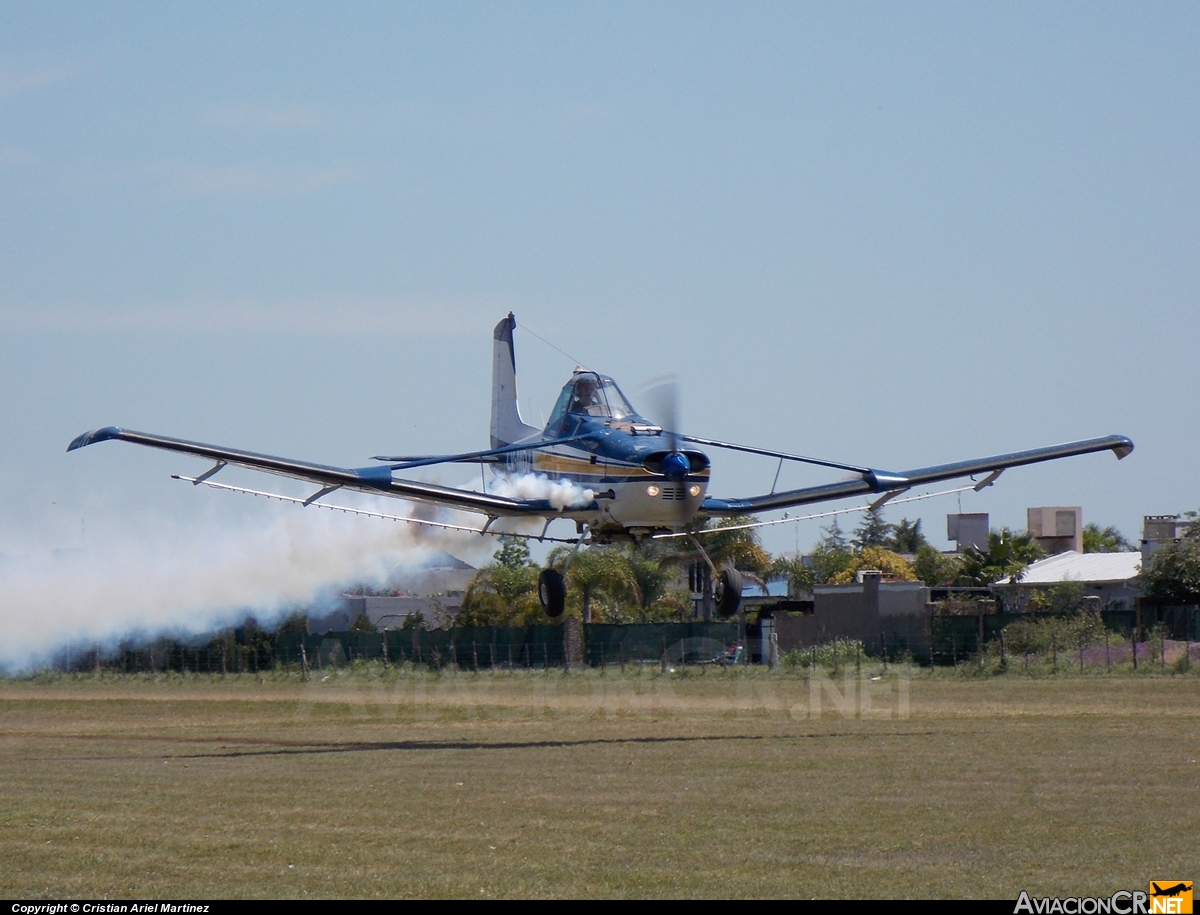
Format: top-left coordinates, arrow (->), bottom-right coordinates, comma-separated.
306,550 -> 476,632
764,572 -> 934,663
992,550 -> 1142,612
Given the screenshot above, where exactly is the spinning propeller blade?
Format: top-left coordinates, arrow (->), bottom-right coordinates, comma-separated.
640,374 -> 691,525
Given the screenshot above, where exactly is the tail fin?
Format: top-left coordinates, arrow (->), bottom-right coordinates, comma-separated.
491,313 -> 540,447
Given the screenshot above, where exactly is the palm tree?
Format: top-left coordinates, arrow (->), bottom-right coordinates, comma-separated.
459,536 -> 541,625
700,516 -> 772,574
955,528 -> 1046,587
547,545 -> 641,623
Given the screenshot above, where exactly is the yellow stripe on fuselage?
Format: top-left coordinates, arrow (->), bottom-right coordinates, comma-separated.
529,452 -> 710,482
532,454 -> 639,476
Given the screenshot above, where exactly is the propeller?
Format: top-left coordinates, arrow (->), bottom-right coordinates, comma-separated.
639,374 -> 694,526
641,374 -> 683,466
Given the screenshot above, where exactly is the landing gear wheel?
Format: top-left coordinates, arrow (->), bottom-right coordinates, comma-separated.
538,568 -> 566,618
714,567 -> 743,618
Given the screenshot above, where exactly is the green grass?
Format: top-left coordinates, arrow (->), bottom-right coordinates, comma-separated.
1,667 -> 1197,898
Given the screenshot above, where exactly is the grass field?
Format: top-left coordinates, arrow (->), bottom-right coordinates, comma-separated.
1,665 -> 1197,899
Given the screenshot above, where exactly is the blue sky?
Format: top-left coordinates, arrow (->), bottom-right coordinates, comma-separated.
2,2 -> 1197,565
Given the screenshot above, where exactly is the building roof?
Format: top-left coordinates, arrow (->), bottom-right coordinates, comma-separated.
999,550 -> 1141,586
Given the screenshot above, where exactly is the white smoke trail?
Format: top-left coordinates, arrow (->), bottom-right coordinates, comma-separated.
0,500 -> 484,673
487,472 -> 595,511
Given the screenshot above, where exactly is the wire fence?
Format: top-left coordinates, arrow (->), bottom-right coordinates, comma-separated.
45,606 -> 1198,676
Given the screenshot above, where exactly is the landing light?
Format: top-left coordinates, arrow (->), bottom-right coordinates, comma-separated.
689,484 -> 702,497
646,485 -> 661,497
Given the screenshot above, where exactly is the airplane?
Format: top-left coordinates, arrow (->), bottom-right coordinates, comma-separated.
68,313 -> 1134,619
1150,884 -> 1191,898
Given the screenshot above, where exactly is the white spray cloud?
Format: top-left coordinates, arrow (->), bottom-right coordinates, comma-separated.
487,472 -> 595,511
0,501 -> 482,673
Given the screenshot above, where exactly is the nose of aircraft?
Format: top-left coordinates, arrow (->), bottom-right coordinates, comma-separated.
661,451 -> 690,482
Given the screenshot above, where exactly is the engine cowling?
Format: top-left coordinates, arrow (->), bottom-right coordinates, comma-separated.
642,450 -> 710,481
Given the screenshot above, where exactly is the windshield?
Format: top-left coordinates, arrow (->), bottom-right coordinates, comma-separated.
546,374 -> 639,429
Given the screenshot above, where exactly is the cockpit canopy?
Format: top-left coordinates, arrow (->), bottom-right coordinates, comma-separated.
546,372 -> 642,431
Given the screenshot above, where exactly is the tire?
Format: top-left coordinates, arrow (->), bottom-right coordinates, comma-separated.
714,567 -> 743,618
538,568 -> 566,618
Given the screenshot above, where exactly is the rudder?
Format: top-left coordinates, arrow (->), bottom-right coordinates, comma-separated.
491,313 -> 540,448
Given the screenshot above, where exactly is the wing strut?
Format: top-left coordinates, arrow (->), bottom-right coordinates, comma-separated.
193,461 -> 227,485
973,469 -> 1003,491
303,485 -> 341,506
869,487 -> 910,512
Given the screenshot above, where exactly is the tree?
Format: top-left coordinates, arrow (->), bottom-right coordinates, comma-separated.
912,544 -> 962,587
546,545 -> 641,623
1142,512 -> 1200,605
955,528 -> 1046,587
276,612 -> 309,635
807,516 -> 856,584
810,542 -> 857,584
852,507 -> 893,550
493,536 -> 534,569
819,517 -> 848,551
828,546 -> 917,584
1082,523 -> 1133,553
888,518 -> 929,554
627,540 -> 693,622
1028,580 -> 1085,615
768,555 -> 816,596
701,517 -> 772,575
458,536 -> 542,626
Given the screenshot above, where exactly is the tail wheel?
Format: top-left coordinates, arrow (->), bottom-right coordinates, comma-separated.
714,567 -> 743,618
538,568 -> 566,618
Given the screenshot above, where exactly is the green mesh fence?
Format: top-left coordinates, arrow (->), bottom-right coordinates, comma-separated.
582,623 -> 739,666
931,609 -> 1145,663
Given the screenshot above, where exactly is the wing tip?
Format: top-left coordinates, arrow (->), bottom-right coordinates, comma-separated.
67,426 -> 123,452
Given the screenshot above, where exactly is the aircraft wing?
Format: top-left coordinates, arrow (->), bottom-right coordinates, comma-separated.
699,434 -> 1133,515
67,426 -> 579,516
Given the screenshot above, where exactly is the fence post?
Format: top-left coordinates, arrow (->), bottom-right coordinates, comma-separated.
1131,628 -> 1137,671
1051,633 -> 1057,672
1187,607 -> 1192,669
999,629 -> 1007,668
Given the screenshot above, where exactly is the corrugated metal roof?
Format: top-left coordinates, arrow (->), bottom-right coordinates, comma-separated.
1001,550 -> 1141,585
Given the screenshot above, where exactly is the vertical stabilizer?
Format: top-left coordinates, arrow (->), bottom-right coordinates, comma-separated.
491,313 -> 540,448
